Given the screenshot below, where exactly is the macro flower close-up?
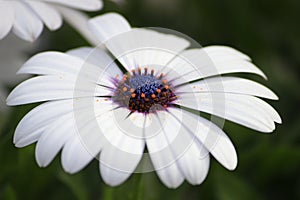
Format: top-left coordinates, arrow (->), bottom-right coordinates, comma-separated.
0,0 -> 103,41
6,12 -> 281,188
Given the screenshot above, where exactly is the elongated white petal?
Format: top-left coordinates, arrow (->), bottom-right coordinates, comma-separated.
15,126 -> 46,148
18,51 -> 116,86
88,104 -> 145,186
88,13 -> 131,43
175,92 -> 279,132
97,107 -> 145,153
61,135 -> 96,174
66,47 -> 95,60
35,114 -> 75,167
167,48 -> 266,85
144,110 -> 211,185
12,1 -> 43,42
203,46 -> 251,61
66,47 -> 122,78
251,96 -> 282,124
177,77 -> 278,100
100,135 -> 144,186
145,112 -> 190,188
56,6 -> 100,46
45,0 -> 103,11
151,152 -> 185,188
62,100 -> 114,173
6,75 -> 109,105
154,161 -> 185,188
0,1 -> 14,39
156,111 -> 210,184
176,140 -> 210,185
168,108 -> 238,170
145,113 -> 183,188
13,100 -> 73,147
18,51 -> 95,76
104,28 -> 190,71
89,13 -> 187,72
145,108 -> 219,184
13,97 -> 99,147
25,1 -> 62,30
73,97 -> 113,155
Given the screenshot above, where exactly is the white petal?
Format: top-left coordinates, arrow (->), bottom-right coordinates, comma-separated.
61,99 -> 113,173
55,6 -> 100,46
0,1 -> 14,39
88,13 -> 131,43
176,140 -> 210,185
167,48 -> 266,85
104,28 -> 190,71
61,135 -> 96,174
12,1 -> 43,42
100,135 -> 144,186
168,108 -> 238,170
151,155 -> 184,188
91,104 -> 145,186
66,47 -> 95,60
251,96 -> 282,124
13,97 -> 100,147
153,161 -> 185,188
18,51 -> 116,86
6,75 -> 109,105
66,47 -> 122,78
25,1 -> 62,31
157,111 -> 210,184
177,77 -> 278,100
97,107 -> 145,154
175,91 -> 278,132
18,51 -> 94,76
89,12 -> 190,73
45,0 -> 103,11
145,112 -> 185,188
13,100 -> 74,147
203,46 -> 251,61
145,110 -> 210,186
15,126 -> 46,148
35,114 -> 75,167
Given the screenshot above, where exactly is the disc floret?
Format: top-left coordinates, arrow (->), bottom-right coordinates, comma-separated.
113,67 -> 177,113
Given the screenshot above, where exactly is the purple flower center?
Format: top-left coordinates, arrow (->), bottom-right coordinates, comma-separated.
113,67 -> 177,113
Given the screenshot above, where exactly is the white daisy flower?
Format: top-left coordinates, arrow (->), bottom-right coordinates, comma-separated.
0,0 -> 103,42
7,13 -> 281,188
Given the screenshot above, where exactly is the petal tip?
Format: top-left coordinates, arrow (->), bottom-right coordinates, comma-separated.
14,143 -> 22,148
35,156 -> 48,168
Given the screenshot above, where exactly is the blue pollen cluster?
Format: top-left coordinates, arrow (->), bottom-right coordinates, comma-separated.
113,67 -> 177,113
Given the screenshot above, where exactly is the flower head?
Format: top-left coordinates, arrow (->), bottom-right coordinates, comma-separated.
0,0 -> 103,41
7,13 -> 281,188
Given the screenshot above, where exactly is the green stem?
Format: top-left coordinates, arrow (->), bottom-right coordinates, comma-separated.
135,174 -> 144,200
102,186 -> 113,200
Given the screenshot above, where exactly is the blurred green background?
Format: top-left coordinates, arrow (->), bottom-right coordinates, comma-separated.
0,0 -> 299,199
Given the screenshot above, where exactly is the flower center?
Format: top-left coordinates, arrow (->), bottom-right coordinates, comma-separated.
113,67 -> 177,113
